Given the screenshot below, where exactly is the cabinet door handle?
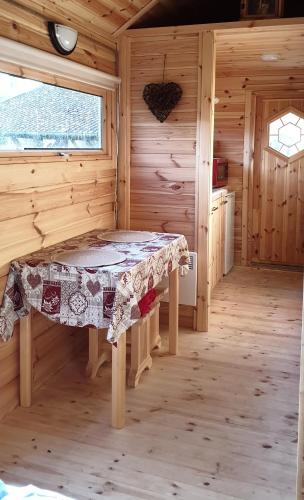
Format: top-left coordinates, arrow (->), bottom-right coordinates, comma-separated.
212,206 -> 218,212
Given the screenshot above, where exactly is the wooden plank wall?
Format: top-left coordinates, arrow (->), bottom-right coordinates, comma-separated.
129,33 -> 199,326
214,72 -> 304,264
0,4 -> 117,420
0,0 -> 116,74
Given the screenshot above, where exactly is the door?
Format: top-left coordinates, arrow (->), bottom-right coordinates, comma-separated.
250,95 -> 304,265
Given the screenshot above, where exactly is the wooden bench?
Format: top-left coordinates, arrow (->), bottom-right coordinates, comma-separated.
127,287 -> 167,387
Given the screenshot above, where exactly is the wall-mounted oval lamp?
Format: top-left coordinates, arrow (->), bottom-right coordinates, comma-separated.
214,97 -> 220,104
48,22 -> 78,56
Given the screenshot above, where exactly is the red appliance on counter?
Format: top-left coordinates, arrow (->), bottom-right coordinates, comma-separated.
213,157 -> 228,188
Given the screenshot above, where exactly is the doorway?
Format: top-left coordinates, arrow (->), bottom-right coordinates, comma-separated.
248,92 -> 304,266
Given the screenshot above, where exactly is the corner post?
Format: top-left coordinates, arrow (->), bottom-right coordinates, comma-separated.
195,30 -> 216,332
117,35 -> 131,230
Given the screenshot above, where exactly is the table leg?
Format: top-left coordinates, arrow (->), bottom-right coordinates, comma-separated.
112,332 -> 126,429
20,312 -> 32,407
169,267 -> 179,355
88,328 -> 99,369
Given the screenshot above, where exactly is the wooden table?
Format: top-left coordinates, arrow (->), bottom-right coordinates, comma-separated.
19,266 -> 180,429
0,230 -> 188,428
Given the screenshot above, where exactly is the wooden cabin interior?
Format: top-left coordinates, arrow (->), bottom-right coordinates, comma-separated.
0,0 -> 303,499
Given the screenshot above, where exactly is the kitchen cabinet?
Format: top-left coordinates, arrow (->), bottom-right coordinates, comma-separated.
210,189 -> 234,290
210,196 -> 224,290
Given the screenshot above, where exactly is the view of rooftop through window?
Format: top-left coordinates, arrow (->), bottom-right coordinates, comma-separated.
0,72 -> 103,150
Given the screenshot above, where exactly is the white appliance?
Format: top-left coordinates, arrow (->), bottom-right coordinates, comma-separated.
162,251 -> 197,306
223,192 -> 235,275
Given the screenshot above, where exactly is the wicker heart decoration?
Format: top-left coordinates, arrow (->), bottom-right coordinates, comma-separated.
143,82 -> 182,123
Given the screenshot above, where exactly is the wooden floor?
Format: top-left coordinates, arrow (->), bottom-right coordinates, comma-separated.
0,267 -> 302,500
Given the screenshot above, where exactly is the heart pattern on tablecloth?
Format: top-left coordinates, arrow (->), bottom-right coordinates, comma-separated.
27,273 -> 41,289
87,280 -> 101,296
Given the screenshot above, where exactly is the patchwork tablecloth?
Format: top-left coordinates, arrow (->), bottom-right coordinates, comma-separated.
0,230 -> 189,344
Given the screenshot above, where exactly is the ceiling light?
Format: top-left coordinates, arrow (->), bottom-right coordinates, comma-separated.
260,53 -> 279,62
48,22 -> 78,56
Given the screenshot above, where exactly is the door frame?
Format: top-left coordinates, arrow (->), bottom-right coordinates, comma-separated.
241,88 -> 304,266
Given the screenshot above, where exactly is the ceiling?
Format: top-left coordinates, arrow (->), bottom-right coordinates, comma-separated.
10,0 -> 304,46
216,25 -> 304,74
9,0 -> 304,77
132,0 -> 304,28
132,0 -> 240,28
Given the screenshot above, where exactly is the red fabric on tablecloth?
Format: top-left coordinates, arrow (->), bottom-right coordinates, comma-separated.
138,288 -> 157,316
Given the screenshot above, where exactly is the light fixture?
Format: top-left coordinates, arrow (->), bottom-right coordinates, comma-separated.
214,97 -> 220,104
260,53 -> 279,62
48,22 -> 78,56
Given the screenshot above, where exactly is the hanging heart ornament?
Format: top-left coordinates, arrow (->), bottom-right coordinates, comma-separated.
143,82 -> 183,123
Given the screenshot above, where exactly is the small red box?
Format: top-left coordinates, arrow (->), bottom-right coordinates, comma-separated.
213,158 -> 228,188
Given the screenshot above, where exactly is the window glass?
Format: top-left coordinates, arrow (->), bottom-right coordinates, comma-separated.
268,110 -> 304,158
0,72 -> 103,151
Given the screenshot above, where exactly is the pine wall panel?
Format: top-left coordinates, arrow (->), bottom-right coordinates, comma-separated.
129,34 -> 199,251
0,3 -> 117,420
129,34 -> 199,327
0,0 -> 116,74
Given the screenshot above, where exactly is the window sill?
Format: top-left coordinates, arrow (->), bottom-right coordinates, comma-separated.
0,150 -> 110,159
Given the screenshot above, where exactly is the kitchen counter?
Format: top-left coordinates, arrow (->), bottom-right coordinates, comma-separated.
212,187 -> 228,201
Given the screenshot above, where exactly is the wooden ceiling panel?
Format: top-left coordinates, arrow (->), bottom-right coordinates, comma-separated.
11,0 -> 159,42
216,26 -> 304,75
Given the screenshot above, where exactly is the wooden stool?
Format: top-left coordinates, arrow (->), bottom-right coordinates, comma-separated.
128,312 -> 153,387
150,302 -> 162,351
86,287 -> 167,384
127,287 -> 168,388
86,328 -> 111,379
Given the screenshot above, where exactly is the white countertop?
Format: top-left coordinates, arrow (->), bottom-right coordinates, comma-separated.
212,188 -> 228,201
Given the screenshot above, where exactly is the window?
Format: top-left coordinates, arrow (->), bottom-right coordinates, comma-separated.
0,71 -> 103,151
268,109 -> 304,159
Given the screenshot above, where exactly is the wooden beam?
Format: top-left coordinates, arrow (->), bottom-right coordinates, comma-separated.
124,17 -> 304,38
117,35 -> 131,229
195,31 -> 216,332
113,0 -> 159,38
241,91 -> 256,266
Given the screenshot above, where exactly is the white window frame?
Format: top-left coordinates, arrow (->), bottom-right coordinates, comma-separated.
0,36 -> 120,158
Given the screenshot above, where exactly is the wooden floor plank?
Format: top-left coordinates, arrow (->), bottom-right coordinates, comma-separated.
0,266 -> 302,500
